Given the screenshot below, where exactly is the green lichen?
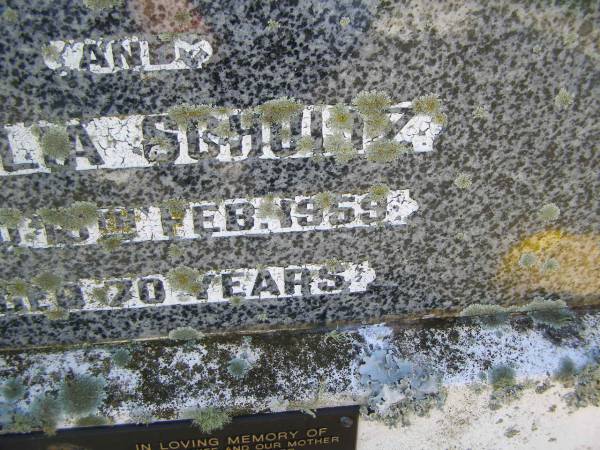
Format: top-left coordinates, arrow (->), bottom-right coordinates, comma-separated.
554,88 -> 574,110
5,278 -> 28,297
4,413 -> 34,434
167,104 -> 214,127
432,111 -> 447,126
40,125 -> 70,160
228,296 -> 243,306
364,113 -> 391,138
352,91 -> 391,117
188,407 -> 232,433
213,120 -> 235,139
368,184 -> 390,203
82,0 -> 123,11
2,7 -> 18,23
0,208 -> 23,228
227,357 -> 252,379
173,9 -> 192,25
538,203 -> 560,222
266,19 -> 280,31
339,16 -> 350,27
112,348 -> 132,368
328,104 -> 353,131
412,93 -> 442,115
45,308 -> 70,321
280,127 -> 292,141
472,105 -> 489,120
460,304 -> 509,328
554,356 -> 577,384
30,394 -> 61,436
2,377 -> 25,402
60,374 -> 105,416
168,327 -> 203,341
38,201 -> 98,231
366,140 -> 408,163
32,272 -> 62,292
324,133 -> 357,163
566,364 -> 600,408
518,251 -> 538,269
257,97 -> 303,125
99,235 -> 123,252
313,192 -> 335,210
90,286 -> 109,305
257,195 -> 282,220
163,199 -> 188,220
167,245 -> 185,259
296,136 -> 314,154
540,258 -> 560,273
520,298 -> 573,329
488,365 -> 516,391
240,110 -> 256,129
166,266 -> 202,295
453,173 -> 472,189
76,415 -> 110,427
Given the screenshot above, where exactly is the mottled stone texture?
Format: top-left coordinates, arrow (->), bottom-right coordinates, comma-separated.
0,0 -> 598,346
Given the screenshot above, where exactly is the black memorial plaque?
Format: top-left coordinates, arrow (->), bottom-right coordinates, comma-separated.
0,406 -> 359,450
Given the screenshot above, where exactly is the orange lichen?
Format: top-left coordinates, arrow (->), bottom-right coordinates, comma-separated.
497,230 -> 600,297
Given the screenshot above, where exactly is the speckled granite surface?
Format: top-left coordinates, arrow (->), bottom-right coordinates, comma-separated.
0,0 -> 598,347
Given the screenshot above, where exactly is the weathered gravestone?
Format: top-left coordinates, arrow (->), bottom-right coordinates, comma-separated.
0,0 -> 598,448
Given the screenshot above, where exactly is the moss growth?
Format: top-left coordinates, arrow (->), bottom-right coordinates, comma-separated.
352,91 -> 391,117
166,266 -> 202,295
488,365 -> 516,390
76,415 -> 110,427
554,88 -> 574,110
328,104 -> 353,131
2,377 -> 25,402
40,125 -> 70,160
60,375 -> 105,416
227,357 -> 251,379
0,208 -> 23,228
257,97 -> 303,125
296,136 -> 314,154
538,203 -> 560,222
82,0 -> 123,11
412,93 -> 442,115
32,272 -> 62,292
112,348 -> 132,368
313,192 -> 335,210
167,104 -> 213,127
368,184 -> 390,203
168,327 -> 203,341
189,407 -> 232,433
453,172 -> 472,189
324,133 -> 357,163
39,201 -> 98,231
366,139 -> 408,163
257,195 -> 282,220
